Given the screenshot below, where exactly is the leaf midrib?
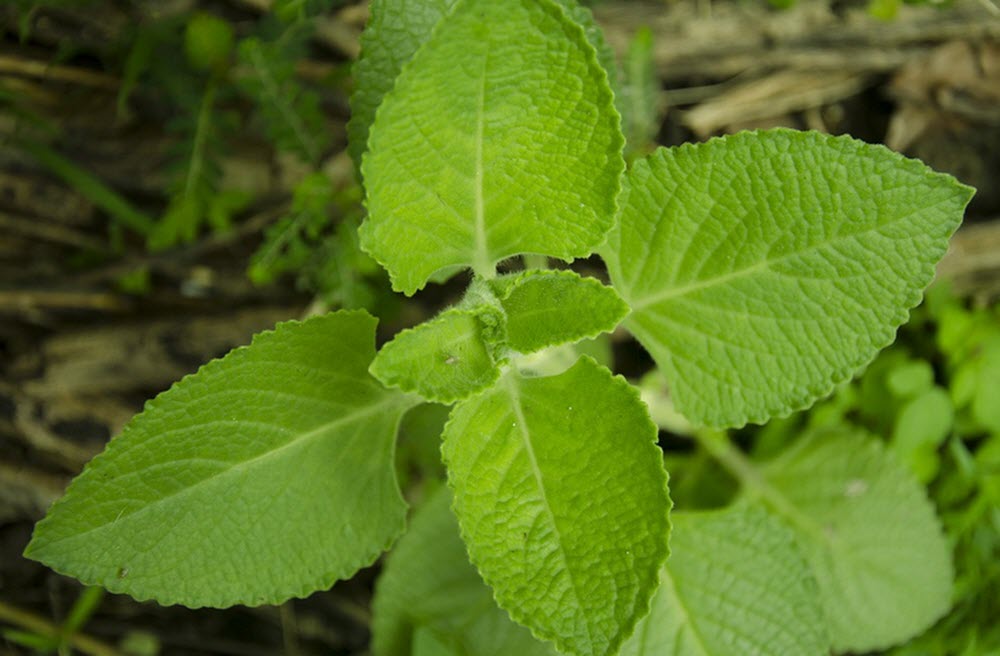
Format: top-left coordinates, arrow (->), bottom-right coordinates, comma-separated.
43,394 -> 405,545
658,570 -> 712,656
472,41 -> 490,277
627,193 -> 954,312
503,374 -> 594,650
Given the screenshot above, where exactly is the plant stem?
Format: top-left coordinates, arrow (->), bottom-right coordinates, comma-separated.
694,430 -> 762,491
694,430 -> 826,541
0,600 -> 122,656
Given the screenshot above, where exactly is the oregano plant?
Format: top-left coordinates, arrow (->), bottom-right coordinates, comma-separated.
26,0 -> 974,654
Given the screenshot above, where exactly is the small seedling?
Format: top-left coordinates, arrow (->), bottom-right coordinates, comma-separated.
26,1 -> 974,655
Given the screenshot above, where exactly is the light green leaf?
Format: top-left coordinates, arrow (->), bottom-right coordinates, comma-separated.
370,308 -> 501,404
373,487 -> 556,656
603,129 -> 974,427
412,628 -> 460,656
490,270 -> 629,354
442,357 -> 670,656
551,0 -> 618,90
759,429 -> 953,652
348,0 -> 458,169
25,311 -> 416,608
622,506 -> 827,656
886,360 -> 935,399
361,0 -> 624,294
348,0 -> 615,172
891,386 -> 953,482
972,338 -> 1000,433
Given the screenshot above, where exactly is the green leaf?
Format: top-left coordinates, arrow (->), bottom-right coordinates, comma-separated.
886,360 -> 935,400
602,129 -> 974,428
348,0 -> 459,169
348,0 -> 615,172
490,270 -> 629,354
892,386 -> 953,482
758,429 -> 953,652
412,629 -> 460,656
370,309 -> 501,404
441,357 -> 670,656
372,487 -> 556,656
361,0 -> 624,294
972,338 -> 1000,433
551,0 -> 618,90
621,506 -> 828,656
25,311 -> 416,608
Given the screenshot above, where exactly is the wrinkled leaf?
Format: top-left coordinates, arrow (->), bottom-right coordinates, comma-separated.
442,357 -> 669,656
27,311 -> 415,608
361,0 -> 623,294
759,429 -> 953,651
622,506 -> 827,656
603,129 -> 973,427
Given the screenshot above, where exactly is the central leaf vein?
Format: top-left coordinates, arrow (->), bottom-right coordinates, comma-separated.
67,395 -> 406,543
503,374 -> 592,647
472,44 -> 490,278
628,192 -> 955,312
660,570 -> 711,656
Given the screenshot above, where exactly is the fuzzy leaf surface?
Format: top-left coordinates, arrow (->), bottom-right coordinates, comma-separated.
442,357 -> 670,656
370,309 -> 500,404
361,0 -> 624,294
490,270 -> 629,354
26,311 -> 415,608
348,0 -> 458,169
349,0 -> 616,171
621,506 -> 827,656
603,129 -> 974,427
759,430 -> 953,652
373,487 -> 556,656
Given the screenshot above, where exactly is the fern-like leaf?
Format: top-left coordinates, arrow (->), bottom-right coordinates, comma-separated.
149,79 -> 234,250
249,173 -> 383,309
236,33 -> 329,165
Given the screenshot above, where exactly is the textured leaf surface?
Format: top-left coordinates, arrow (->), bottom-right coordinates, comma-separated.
603,129 -> 974,427
370,309 -> 500,404
759,430 -> 953,652
348,0 -> 458,169
442,357 -> 670,656
349,0 -> 616,171
373,487 -> 556,656
491,270 -> 629,354
26,311 -> 415,608
361,0 -> 624,294
621,506 -> 827,656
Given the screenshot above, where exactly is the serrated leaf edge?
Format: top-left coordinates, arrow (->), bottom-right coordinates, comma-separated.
441,356 -> 671,656
491,268 -> 631,354
614,128 -> 974,429
758,430 -> 954,652
359,0 -> 626,295
25,310 -> 416,608
369,307 -> 503,404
